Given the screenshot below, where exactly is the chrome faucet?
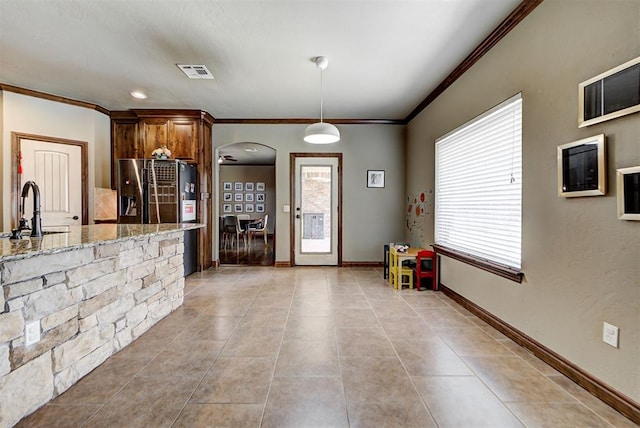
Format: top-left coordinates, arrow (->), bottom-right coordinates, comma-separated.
21,181 -> 43,238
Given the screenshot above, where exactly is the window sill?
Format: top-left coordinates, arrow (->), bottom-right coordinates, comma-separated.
433,245 -> 523,283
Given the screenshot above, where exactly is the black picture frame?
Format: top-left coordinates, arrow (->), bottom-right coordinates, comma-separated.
617,166 -> 640,220
557,134 -> 606,197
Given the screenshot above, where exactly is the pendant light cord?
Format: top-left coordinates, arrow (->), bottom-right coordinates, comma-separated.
319,66 -> 324,123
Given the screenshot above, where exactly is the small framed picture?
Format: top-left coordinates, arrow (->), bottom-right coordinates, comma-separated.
557,134 -> 606,197
245,182 -> 255,191
256,182 -> 265,191
223,204 -> 232,213
223,193 -> 232,202
256,203 -> 265,213
234,193 -> 244,202
223,182 -> 232,191
367,170 -> 385,188
234,204 -> 243,213
256,193 -> 265,202
245,204 -> 255,213
245,193 -> 255,202
234,182 -> 244,191
617,165 -> 640,220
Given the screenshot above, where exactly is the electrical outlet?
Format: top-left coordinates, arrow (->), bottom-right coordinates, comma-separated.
25,320 -> 41,346
603,322 -> 619,348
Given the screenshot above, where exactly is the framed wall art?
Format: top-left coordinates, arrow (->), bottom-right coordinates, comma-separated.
245,204 -> 254,213
234,204 -> 243,213
223,182 -> 232,191
579,55 -> 640,128
367,170 -> 385,188
256,203 -> 265,213
245,193 -> 254,202
256,182 -> 265,191
223,204 -> 232,213
234,182 -> 244,191
617,165 -> 640,220
234,193 -> 244,202
223,193 -> 232,202
256,193 -> 265,202
557,134 -> 606,197
245,182 -> 255,191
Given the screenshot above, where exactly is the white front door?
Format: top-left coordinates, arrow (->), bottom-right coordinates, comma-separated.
20,139 -> 82,227
293,156 -> 339,265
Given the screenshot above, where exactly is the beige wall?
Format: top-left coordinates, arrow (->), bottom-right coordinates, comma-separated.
213,123 -> 406,264
407,0 -> 640,400
0,92 -> 111,231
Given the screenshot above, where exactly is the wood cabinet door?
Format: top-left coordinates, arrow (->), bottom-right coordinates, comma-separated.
168,119 -> 198,162
111,121 -> 139,189
142,119 -> 169,158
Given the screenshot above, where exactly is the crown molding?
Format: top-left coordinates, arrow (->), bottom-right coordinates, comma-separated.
0,83 -> 110,116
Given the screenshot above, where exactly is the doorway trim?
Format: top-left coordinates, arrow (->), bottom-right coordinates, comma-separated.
11,132 -> 89,228
289,152 -> 343,266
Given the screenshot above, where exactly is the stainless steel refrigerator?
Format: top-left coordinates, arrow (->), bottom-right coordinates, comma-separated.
117,159 -> 198,275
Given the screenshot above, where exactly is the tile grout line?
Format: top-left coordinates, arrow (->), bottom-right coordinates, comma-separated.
257,268 -> 296,427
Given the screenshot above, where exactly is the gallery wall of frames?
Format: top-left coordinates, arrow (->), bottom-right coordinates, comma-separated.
219,165 -> 276,231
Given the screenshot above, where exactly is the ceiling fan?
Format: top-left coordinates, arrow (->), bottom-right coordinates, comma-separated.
218,153 -> 238,163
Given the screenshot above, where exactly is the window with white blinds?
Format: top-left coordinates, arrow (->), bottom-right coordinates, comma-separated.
435,93 -> 522,270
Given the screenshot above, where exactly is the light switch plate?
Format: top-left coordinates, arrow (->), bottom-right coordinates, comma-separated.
603,322 -> 619,348
283,205 -> 290,213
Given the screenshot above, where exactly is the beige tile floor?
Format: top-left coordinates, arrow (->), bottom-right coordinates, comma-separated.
19,267 -> 639,428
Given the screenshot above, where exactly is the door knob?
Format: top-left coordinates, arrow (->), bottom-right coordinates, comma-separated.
296,214 -> 300,219
67,215 -> 79,220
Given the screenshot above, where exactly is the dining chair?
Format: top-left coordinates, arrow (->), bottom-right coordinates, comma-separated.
414,250 -> 437,291
221,215 -> 237,249
234,216 -> 247,251
248,214 -> 268,248
389,247 -> 413,290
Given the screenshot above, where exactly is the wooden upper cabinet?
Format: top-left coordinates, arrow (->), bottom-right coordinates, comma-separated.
140,118 -> 197,162
168,119 -> 198,162
141,118 -> 169,158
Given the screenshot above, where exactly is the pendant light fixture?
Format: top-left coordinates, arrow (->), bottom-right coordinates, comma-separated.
304,56 -> 340,144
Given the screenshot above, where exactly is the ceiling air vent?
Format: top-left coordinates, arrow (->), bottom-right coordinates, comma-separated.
176,64 -> 214,79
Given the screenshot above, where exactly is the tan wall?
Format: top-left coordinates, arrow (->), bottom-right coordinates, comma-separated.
213,124 -> 406,264
407,0 -> 640,400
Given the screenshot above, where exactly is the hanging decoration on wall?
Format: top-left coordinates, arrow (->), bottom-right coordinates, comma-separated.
406,189 -> 433,241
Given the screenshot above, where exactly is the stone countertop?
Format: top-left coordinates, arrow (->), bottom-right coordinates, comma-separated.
0,223 -> 202,262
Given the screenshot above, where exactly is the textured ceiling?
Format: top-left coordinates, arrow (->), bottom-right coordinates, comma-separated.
0,0 -> 521,121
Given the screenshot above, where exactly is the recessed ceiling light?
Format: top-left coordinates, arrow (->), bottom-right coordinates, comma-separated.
130,90 -> 147,99
244,148 -> 258,152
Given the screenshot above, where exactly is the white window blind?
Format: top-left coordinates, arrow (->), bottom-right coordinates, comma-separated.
435,94 -> 522,269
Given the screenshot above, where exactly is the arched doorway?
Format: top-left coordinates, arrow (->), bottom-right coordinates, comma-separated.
216,142 -> 276,265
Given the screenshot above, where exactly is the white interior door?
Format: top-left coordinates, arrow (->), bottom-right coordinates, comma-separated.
294,156 -> 339,265
20,139 -> 82,227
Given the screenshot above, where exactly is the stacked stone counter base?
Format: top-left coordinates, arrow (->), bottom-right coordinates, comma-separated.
0,227 -> 189,428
